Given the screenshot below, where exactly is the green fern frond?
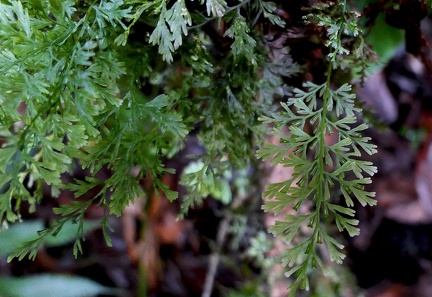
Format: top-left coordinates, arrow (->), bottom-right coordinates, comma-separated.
258,0 -> 377,294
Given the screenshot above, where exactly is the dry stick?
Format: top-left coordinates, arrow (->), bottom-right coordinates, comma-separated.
201,217 -> 230,297
201,195 -> 247,297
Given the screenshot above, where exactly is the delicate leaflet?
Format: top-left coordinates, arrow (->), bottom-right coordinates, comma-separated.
257,1 -> 377,295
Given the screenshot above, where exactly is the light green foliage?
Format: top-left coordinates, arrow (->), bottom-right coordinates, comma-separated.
149,0 -> 192,62
257,1 -> 377,295
203,0 -> 227,18
0,0 -> 181,259
0,0 -> 379,294
0,0 -> 293,261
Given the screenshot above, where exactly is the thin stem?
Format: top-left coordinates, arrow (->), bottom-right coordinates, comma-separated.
201,193 -> 247,297
201,218 -> 229,297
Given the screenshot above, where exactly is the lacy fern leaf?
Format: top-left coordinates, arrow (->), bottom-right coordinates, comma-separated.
258,1 -> 377,295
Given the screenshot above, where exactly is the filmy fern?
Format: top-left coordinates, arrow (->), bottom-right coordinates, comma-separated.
257,1 -> 377,295
0,0 -> 380,293
0,0 -> 294,261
